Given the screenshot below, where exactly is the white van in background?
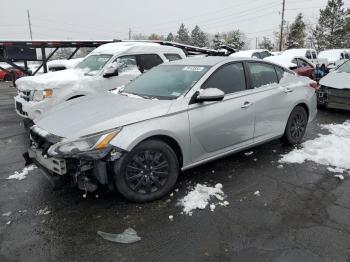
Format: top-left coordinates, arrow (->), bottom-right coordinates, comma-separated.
14,42 -> 186,120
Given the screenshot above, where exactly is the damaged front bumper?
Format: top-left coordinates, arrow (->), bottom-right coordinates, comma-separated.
26,130 -> 125,192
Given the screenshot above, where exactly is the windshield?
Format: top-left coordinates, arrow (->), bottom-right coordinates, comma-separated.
336,60 -> 350,73
76,54 -> 112,73
121,65 -> 210,100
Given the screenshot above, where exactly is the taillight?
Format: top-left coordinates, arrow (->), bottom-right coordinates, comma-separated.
309,81 -> 319,90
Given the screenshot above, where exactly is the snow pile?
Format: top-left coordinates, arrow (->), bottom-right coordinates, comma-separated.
180,183 -> 227,215
37,207 -> 51,215
280,121 -> 350,172
7,165 -> 37,180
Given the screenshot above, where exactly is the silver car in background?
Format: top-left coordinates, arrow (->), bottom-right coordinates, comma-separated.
26,57 -> 317,202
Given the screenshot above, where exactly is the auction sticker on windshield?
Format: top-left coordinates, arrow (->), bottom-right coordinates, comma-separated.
182,66 -> 205,72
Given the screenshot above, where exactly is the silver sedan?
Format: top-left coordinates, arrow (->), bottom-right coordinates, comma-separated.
27,57 -> 317,202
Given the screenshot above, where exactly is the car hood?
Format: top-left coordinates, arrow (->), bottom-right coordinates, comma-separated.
16,68 -> 94,91
320,71 -> 350,89
34,93 -> 173,138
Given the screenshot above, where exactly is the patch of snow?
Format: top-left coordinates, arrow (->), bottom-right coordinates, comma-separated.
6,221 -> 11,225
2,211 -> 12,217
334,174 -> 345,180
244,151 -> 254,156
327,167 -> 345,173
37,207 -> 51,215
180,183 -> 226,215
168,215 -> 174,221
210,204 -> 216,211
7,165 -> 36,180
277,164 -> 284,169
254,190 -> 261,197
280,121 -> 350,171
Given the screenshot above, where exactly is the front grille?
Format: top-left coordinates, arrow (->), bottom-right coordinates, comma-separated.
29,126 -> 62,156
19,90 -> 32,102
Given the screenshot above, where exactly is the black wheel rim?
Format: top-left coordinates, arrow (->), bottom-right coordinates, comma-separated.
125,150 -> 169,194
290,112 -> 306,139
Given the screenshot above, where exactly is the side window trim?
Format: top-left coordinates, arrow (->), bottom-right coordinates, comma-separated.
201,62 -> 248,95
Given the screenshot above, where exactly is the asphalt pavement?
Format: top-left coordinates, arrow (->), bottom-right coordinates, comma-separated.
1,81 -> 350,262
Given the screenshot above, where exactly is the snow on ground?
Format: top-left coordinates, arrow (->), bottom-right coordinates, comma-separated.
7,165 -> 37,180
36,207 -> 51,215
180,183 -> 227,215
280,121 -> 350,175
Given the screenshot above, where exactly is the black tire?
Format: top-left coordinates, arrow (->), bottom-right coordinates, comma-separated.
283,106 -> 308,145
113,139 -> 179,202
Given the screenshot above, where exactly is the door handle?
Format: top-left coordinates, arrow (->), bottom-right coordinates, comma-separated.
284,87 -> 294,93
241,101 -> 253,109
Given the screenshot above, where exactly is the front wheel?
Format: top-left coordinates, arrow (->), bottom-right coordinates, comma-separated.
113,139 -> 179,202
283,106 -> 308,145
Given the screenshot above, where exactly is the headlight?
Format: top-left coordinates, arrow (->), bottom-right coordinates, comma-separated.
48,128 -> 121,156
32,89 -> 53,101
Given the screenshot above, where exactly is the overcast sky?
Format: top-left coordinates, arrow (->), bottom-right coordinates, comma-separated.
1,0 -> 350,47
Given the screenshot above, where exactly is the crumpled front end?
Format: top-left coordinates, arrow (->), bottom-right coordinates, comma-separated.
26,125 -> 124,192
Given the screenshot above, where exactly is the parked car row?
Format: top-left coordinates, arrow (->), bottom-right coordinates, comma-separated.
13,42 -> 318,202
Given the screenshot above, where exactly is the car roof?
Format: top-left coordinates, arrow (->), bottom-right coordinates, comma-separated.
90,42 -> 183,55
165,56 -> 257,66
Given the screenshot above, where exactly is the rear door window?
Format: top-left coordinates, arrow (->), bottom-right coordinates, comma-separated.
114,55 -> 139,74
312,51 -> 317,59
164,53 -> 182,61
202,63 -> 246,94
247,62 -> 278,88
306,51 -> 312,59
136,54 -> 163,72
275,66 -> 285,81
345,53 -> 349,59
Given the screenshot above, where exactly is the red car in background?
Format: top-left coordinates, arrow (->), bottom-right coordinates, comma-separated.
264,55 -> 315,80
291,57 -> 315,79
0,67 -> 25,82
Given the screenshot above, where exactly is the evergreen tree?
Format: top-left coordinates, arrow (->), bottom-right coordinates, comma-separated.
166,32 -> 175,42
286,13 -> 306,49
259,37 -> 274,50
314,0 -> 347,50
190,25 -> 209,47
176,23 -> 190,44
212,33 -> 224,49
224,30 -> 246,50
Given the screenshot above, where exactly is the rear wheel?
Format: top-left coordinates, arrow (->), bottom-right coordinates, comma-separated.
113,139 -> 179,202
283,106 -> 308,145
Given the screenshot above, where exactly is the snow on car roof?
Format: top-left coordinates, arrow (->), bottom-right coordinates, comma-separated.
90,42 -> 182,55
264,55 -> 298,68
166,56 -> 253,66
283,48 -> 315,56
229,49 -> 268,58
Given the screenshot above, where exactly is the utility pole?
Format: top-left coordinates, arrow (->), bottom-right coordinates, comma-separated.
256,37 -> 258,49
128,28 -> 132,40
27,10 -> 33,40
279,0 -> 286,51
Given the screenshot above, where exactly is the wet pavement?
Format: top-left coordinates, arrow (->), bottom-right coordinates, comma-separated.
1,82 -> 350,262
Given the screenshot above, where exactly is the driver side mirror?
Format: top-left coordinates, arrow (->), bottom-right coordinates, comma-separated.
194,88 -> 225,103
103,64 -> 119,78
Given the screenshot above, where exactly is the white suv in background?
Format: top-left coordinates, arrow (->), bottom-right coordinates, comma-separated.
283,48 -> 327,66
14,42 -> 186,120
